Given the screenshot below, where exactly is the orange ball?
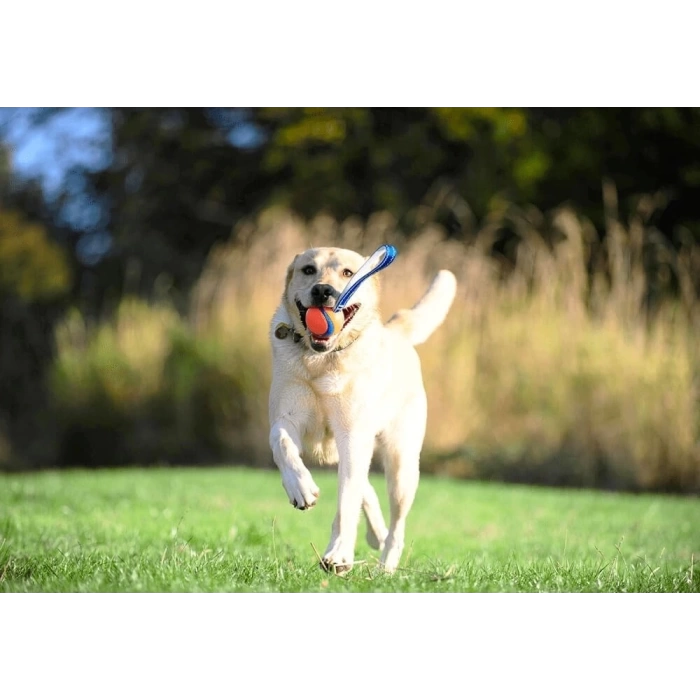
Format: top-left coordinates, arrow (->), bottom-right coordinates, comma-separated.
306,307 -> 344,337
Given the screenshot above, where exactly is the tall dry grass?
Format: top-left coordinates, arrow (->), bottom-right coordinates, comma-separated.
52,198 -> 700,491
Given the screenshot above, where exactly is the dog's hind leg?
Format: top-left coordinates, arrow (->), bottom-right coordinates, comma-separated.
363,482 -> 387,551
381,452 -> 420,572
378,398 -> 426,572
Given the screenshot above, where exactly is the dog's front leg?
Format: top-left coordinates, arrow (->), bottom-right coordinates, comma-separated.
269,418 -> 319,510
321,420 -> 375,574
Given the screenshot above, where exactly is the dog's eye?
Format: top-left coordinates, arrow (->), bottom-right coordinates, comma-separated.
342,269 -> 354,278
301,265 -> 316,276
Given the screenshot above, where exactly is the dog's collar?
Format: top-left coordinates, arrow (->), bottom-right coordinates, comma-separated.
274,322 -> 357,354
274,323 -> 303,343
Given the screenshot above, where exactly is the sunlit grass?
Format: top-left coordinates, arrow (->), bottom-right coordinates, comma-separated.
1,468 -> 698,592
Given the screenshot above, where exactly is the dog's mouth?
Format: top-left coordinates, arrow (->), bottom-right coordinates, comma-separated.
295,300 -> 361,351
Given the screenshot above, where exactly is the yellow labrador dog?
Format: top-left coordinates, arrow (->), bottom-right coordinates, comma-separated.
269,247 -> 456,573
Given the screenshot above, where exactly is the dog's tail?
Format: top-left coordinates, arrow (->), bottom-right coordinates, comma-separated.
385,270 -> 457,346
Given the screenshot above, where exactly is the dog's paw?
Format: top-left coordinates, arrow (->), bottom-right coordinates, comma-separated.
281,468 -> 320,510
320,539 -> 354,574
379,536 -> 404,573
320,557 -> 353,575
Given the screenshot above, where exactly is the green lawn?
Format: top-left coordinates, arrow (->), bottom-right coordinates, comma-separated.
1,467 -> 698,592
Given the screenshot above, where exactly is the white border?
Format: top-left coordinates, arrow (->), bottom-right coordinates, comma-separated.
2,3 -> 694,106
2,593 -> 697,698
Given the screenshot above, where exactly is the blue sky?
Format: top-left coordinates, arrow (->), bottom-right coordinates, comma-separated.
0,108 -> 264,263
0,108 -> 113,262
1,108 -> 262,194
0,108 -> 112,195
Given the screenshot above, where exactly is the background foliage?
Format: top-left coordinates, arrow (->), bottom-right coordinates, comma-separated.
1,108 -> 699,492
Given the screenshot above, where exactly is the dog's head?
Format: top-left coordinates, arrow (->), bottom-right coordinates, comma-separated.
283,247 -> 380,353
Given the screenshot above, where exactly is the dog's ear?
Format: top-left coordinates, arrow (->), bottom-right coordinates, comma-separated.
285,255 -> 298,291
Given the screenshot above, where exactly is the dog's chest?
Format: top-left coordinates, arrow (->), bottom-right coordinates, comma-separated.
300,353 -> 354,396
310,370 -> 349,396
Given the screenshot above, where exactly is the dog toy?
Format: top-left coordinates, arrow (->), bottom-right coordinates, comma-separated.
334,244 -> 397,312
305,306 -> 345,337
305,245 -> 398,338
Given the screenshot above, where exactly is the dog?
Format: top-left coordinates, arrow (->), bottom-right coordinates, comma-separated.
268,246 -> 456,573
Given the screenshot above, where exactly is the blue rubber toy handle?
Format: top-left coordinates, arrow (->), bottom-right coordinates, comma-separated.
334,244 -> 397,312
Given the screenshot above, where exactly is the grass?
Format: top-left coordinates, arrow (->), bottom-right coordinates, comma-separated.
1,467 -> 698,592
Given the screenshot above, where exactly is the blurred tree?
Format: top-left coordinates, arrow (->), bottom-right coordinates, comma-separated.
3,109 -> 700,470
253,107 -> 543,220
253,107 -> 700,238
525,108 -> 700,230
0,208 -> 71,301
69,107 -> 700,300
4,106 -> 700,310
87,108 -> 271,298
0,142 -> 73,468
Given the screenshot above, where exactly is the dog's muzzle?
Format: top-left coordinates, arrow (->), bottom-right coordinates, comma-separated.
310,283 -> 339,307
295,299 -> 361,353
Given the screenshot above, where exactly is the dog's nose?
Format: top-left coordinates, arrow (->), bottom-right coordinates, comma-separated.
310,284 -> 337,306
